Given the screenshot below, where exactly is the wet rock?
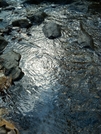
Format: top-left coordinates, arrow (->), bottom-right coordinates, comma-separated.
5,66 -> 24,81
12,19 -> 31,28
1,27 -> 12,35
0,0 -> 9,7
42,22 -> 61,39
0,50 -> 21,68
0,36 -> 8,52
78,22 -> 95,50
0,50 -> 23,81
27,10 -> 47,25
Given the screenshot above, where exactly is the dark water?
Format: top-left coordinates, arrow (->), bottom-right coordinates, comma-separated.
0,0 -> 101,134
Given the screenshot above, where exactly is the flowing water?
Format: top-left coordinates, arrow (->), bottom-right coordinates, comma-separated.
0,0 -> 101,133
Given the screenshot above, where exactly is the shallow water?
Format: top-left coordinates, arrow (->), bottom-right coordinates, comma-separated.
0,0 -> 101,134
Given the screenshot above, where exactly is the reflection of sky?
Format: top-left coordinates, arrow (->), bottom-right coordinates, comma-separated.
11,32 -> 63,114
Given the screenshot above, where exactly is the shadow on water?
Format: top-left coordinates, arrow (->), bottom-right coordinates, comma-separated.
10,82 -> 101,133
11,110 -> 101,134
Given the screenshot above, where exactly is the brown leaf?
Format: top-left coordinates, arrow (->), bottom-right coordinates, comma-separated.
0,119 -> 19,134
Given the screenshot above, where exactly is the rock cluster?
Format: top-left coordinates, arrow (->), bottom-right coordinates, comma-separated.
0,0 -> 62,39
0,36 -> 23,82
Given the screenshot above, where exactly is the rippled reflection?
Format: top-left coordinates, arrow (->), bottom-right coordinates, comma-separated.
1,0 -> 101,134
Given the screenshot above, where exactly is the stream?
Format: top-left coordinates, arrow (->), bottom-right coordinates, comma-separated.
0,0 -> 101,134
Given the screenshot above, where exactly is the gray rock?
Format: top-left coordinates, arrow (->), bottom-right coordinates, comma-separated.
6,66 -> 23,80
42,22 -> 61,39
27,11 -> 47,25
0,36 -> 8,52
0,50 -> 21,69
0,50 -> 23,80
12,19 -> 31,28
78,22 -> 95,50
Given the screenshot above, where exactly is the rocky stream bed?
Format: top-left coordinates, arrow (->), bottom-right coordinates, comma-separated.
0,0 -> 101,134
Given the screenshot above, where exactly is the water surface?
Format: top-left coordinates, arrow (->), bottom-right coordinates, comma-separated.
0,0 -> 101,133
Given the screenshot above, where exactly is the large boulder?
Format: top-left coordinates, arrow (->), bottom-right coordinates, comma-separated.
0,36 -> 8,52
42,22 -> 61,39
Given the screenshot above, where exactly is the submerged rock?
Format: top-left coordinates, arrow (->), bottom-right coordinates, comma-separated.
78,22 -> 95,50
0,36 -> 8,52
42,22 -> 61,39
0,50 -> 23,81
12,19 -> 31,28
